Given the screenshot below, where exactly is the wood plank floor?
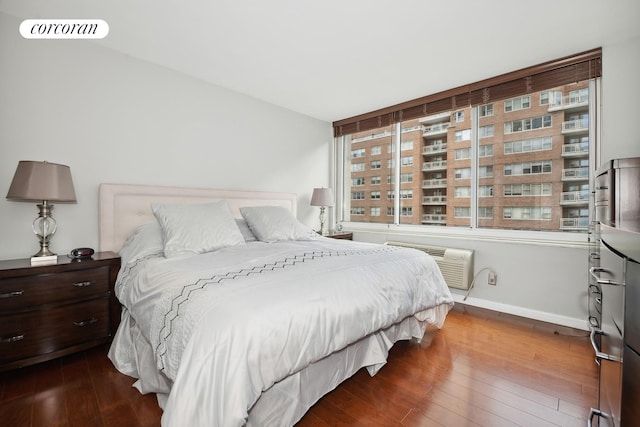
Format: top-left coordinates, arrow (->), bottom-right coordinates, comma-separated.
0,305 -> 598,426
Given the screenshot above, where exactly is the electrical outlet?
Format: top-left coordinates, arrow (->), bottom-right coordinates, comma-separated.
488,270 -> 497,285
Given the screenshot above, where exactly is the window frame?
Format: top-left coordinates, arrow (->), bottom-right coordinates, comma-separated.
332,49 -> 601,246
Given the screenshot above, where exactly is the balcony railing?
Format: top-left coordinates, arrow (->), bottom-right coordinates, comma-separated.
422,196 -> 447,204
562,119 -> 589,133
562,167 -> 589,181
547,94 -> 589,112
422,178 -> 447,188
422,160 -> 447,171
423,122 -> 450,137
560,217 -> 590,230
422,143 -> 447,155
422,214 -> 447,223
562,142 -> 589,157
560,190 -> 590,205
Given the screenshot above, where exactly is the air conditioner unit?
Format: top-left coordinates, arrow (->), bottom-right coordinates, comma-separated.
386,241 -> 474,290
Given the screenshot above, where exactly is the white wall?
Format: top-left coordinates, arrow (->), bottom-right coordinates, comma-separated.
0,12 -> 332,260
350,36 -> 640,330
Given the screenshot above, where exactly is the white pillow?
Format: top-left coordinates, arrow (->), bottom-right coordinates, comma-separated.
235,219 -> 257,242
240,206 -> 317,242
118,221 -> 164,264
152,201 -> 245,258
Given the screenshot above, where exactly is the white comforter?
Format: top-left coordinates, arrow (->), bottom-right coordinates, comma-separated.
110,237 -> 453,426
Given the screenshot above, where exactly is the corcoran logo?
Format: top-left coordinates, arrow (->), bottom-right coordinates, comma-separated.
20,19 -> 109,39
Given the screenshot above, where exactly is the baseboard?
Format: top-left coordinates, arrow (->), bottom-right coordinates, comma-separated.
451,293 -> 589,332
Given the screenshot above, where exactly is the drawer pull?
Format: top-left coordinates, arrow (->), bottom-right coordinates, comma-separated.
1,334 -> 25,343
589,328 -> 621,362
74,317 -> 98,327
589,267 -> 621,286
0,290 -> 24,298
73,280 -> 95,288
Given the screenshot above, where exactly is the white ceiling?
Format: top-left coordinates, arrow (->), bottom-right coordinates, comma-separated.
2,0 -> 639,123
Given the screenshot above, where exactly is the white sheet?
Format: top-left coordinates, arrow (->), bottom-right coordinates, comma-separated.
109,237 -> 453,426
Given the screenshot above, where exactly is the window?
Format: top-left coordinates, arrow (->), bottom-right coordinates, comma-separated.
455,129 -> 471,142
351,148 -> 365,158
479,145 -> 493,157
504,96 -> 531,112
455,148 -> 471,160
455,187 -> 471,198
479,104 -> 494,117
504,115 -> 552,134
370,191 -> 381,200
479,125 -> 494,138
370,207 -> 380,216
334,49 -> 600,233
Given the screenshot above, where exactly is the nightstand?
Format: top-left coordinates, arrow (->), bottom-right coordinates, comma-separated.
0,252 -> 120,371
325,232 -> 353,240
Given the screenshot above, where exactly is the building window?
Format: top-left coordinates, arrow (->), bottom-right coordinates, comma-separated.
455,187 -> 471,198
503,207 -> 552,220
504,96 -> 531,112
351,191 -> 365,200
371,191 -> 381,200
351,148 -> 365,158
504,137 -> 552,154
455,168 -> 471,179
504,183 -> 552,196
400,156 -> 414,167
455,207 -> 471,218
479,104 -> 494,117
478,207 -> 493,219
455,129 -> 471,142
504,115 -> 552,134
370,207 -> 380,216
400,173 -> 413,183
350,207 -> 364,215
479,125 -> 494,138
400,207 -> 413,216
455,148 -> 471,160
401,140 -> 414,151
351,163 -> 365,172
504,161 -> 552,176
479,144 -> 493,157
478,185 -> 493,197
335,49 -> 599,233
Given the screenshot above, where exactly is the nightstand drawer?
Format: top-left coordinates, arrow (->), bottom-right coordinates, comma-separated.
0,267 -> 109,313
0,297 -> 110,364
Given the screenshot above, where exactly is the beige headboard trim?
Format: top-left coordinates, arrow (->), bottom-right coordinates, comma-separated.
99,183 -> 298,253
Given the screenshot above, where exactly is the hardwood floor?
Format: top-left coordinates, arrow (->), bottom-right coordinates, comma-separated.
0,305 -> 598,426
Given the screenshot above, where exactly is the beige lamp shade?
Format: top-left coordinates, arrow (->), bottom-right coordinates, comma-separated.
310,187 -> 334,207
6,161 -> 77,202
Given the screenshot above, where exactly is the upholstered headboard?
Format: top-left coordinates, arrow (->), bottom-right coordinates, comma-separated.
98,183 -> 298,253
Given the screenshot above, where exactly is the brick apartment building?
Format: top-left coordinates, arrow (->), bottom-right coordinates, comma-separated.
346,81 -> 591,232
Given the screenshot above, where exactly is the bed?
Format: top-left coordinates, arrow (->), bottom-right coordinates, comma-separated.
100,183 -> 454,427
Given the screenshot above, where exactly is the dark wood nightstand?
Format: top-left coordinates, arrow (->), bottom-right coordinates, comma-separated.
325,232 -> 353,240
0,252 -> 120,371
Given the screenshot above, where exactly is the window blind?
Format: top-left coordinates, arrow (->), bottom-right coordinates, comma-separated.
333,48 -> 601,137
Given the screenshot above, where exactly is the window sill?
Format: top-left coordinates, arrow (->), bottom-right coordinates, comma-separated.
340,221 -> 591,249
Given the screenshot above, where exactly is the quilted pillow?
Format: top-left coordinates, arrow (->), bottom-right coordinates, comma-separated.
240,206 -> 317,242
152,201 -> 245,258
